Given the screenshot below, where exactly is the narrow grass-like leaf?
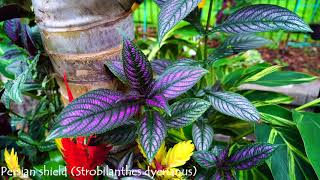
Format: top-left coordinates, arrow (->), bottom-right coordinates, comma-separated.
46,89 -> 140,140
167,98 -> 210,128
139,111 -> 166,163
215,4 -> 312,34
158,0 -> 201,43
207,91 -> 260,122
105,60 -> 128,84
229,144 -> 278,170
193,151 -> 217,168
151,66 -> 207,100
209,35 -> 272,63
151,59 -> 172,75
146,94 -> 171,115
192,121 -> 214,151
122,39 -> 153,95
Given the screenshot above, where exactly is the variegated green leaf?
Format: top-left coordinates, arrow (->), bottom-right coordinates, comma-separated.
192,121 -> 214,151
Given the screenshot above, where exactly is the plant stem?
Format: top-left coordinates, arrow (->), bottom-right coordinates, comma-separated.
204,0 -> 214,62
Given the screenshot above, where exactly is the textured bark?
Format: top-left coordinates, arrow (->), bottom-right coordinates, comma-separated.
31,0 -> 135,104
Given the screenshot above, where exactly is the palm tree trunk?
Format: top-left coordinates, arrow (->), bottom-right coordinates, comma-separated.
31,0 -> 135,105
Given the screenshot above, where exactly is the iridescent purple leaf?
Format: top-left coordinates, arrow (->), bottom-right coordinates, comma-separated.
158,0 -> 201,43
167,98 -> 210,129
146,94 -> 171,116
3,18 -> 21,43
192,120 -> 214,151
20,24 -> 37,56
215,4 -> 312,34
139,111 -> 166,163
151,59 -> 171,75
207,91 -> 260,122
214,171 -> 235,180
229,143 -> 278,170
151,66 -> 208,100
46,89 -> 140,140
193,151 -> 217,168
122,39 -> 153,95
105,60 -> 129,84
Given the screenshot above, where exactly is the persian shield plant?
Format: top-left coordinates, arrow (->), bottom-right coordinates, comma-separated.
44,1 -> 319,179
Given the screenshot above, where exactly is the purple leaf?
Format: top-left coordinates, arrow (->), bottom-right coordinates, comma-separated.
228,144 -> 277,170
214,171 -> 235,180
151,59 -> 172,75
193,151 -> 217,168
146,94 -> 171,115
105,60 -> 129,84
3,19 -> 21,43
20,24 -> 37,56
154,0 -> 167,7
46,89 -> 141,140
151,66 -> 207,100
0,49 -> 25,60
139,111 -> 166,163
122,39 -> 153,95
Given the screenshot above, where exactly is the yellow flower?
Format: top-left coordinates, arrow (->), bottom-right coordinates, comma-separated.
198,0 -> 206,8
4,148 -> 21,176
55,138 -> 64,153
138,140 -> 195,180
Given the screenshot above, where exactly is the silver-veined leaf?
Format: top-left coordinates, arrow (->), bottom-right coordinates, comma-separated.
207,91 -> 260,122
193,151 -> 217,168
209,34 -> 272,63
167,98 -> 210,128
192,121 -> 214,151
139,111 -> 166,163
151,66 -> 207,100
215,4 -> 312,34
46,89 -> 140,140
158,0 -> 201,43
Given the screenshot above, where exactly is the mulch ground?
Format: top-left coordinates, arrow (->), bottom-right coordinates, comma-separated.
258,46 -> 320,76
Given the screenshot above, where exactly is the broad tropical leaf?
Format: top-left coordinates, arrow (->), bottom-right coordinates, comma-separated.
207,92 -> 260,122
151,59 -> 172,75
229,144 -> 277,170
46,89 -> 140,140
3,18 -> 21,43
167,98 -> 210,128
192,121 -> 214,151
91,121 -> 137,146
158,0 -> 201,43
248,71 -> 317,86
151,66 -> 207,100
139,111 -> 167,163
215,4 -> 312,34
146,94 -> 171,115
105,60 -> 129,84
256,124 -> 318,180
122,39 -> 153,95
209,35 -> 272,63
293,111 -> 320,178
193,151 -> 217,168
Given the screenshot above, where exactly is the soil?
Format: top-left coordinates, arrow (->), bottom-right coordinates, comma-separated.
258,46 -> 320,76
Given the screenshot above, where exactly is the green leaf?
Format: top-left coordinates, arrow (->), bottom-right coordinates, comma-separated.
209,35 -> 272,63
192,121 -> 214,151
293,111 -> 320,179
249,71 -> 317,87
139,111 -> 166,163
158,0 -> 201,43
207,91 -> 260,122
241,90 -> 294,105
256,124 -> 318,180
257,105 -> 295,127
37,141 -> 57,152
166,98 -> 210,128
215,4 -> 312,34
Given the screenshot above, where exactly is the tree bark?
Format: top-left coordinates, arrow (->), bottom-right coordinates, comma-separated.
31,0 -> 135,105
